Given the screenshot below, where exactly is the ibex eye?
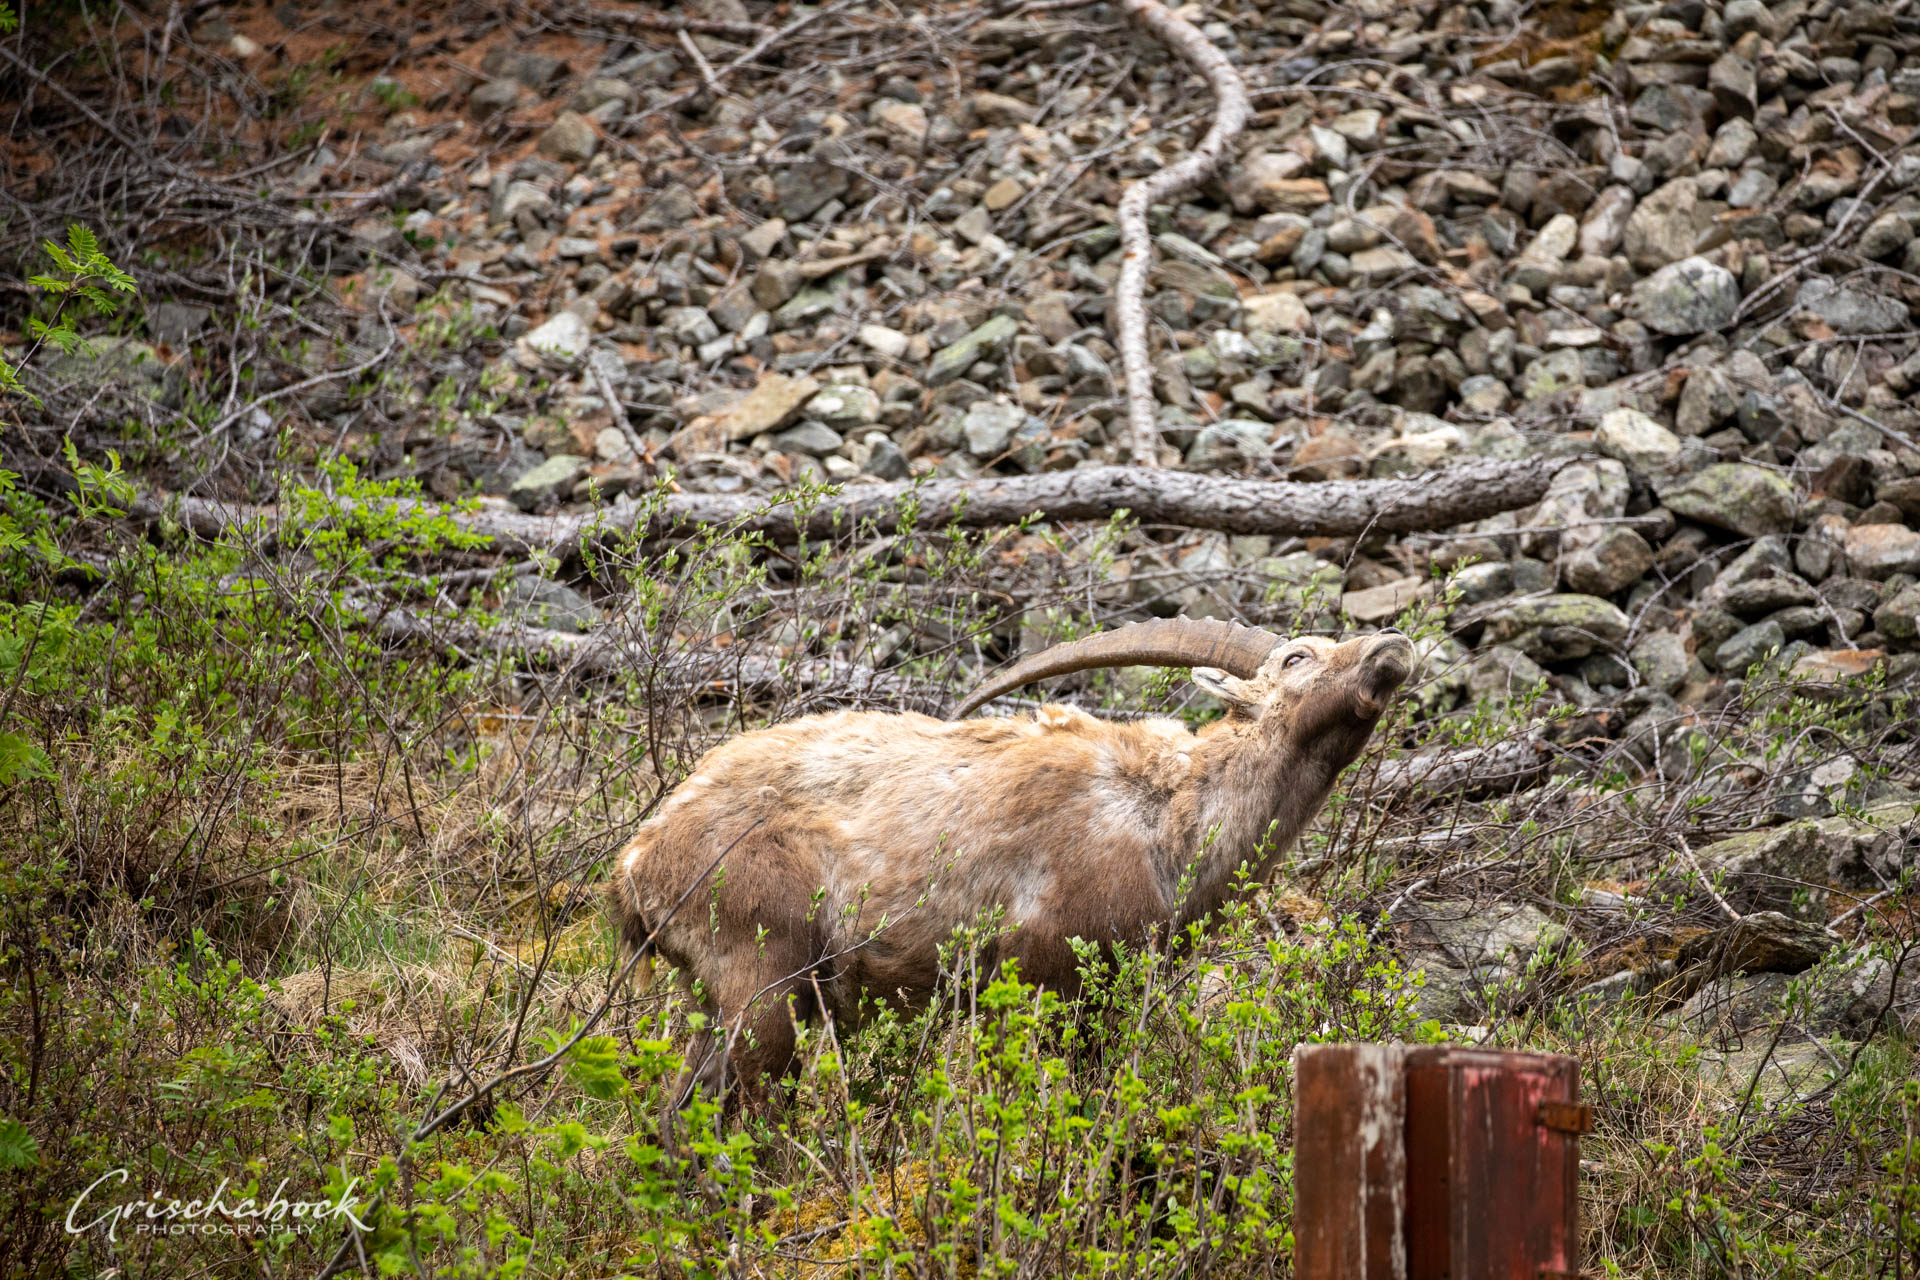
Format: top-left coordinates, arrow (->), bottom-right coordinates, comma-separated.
1283,652 -> 1308,668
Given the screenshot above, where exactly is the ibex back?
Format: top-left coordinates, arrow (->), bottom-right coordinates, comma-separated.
606,619 -> 1414,1103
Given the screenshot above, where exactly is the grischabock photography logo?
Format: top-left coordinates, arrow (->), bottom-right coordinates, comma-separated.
65,1168 -> 371,1242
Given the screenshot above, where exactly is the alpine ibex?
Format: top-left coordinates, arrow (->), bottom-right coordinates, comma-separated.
607,619 -> 1414,1100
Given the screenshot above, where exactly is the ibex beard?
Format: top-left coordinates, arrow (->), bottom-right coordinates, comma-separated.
606,621 -> 1414,1106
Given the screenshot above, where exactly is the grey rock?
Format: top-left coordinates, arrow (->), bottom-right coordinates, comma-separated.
1690,823 -> 1828,920
1796,278 -> 1910,335
1187,419 -> 1272,471
1623,177 -> 1699,271
962,400 -> 1026,458
1656,464 -> 1798,537
1678,911 -> 1838,979
1630,630 -> 1689,692
504,575 -> 598,633
774,162 -> 849,222
927,315 -> 1019,386
1400,898 -> 1562,1022
519,310 -> 592,361
481,47 -> 566,90
1714,619 -> 1786,673
1843,524 -> 1920,579
772,421 -> 844,457
1874,584 -> 1920,641
146,301 -> 212,345
536,112 -> 598,164
1596,407 -> 1682,472
1624,257 -> 1740,335
1480,594 -> 1631,661
509,454 -> 589,512
631,183 -> 699,233
1563,527 -> 1655,596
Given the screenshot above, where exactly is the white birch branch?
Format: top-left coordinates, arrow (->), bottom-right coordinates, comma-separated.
1113,0 -> 1251,466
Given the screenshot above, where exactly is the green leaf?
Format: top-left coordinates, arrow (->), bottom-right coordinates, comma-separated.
0,732 -> 53,784
0,1116 -> 38,1170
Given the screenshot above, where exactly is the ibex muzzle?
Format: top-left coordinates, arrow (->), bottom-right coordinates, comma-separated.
607,620 -> 1413,1103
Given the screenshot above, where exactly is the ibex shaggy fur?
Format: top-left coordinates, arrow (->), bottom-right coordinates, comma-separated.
606,619 -> 1413,1102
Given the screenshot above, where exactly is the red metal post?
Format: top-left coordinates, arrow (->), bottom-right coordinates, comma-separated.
1296,1045 -> 1586,1280
1293,1044 -> 1408,1280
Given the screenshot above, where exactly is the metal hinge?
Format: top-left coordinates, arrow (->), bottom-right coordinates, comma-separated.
1536,1101 -> 1593,1134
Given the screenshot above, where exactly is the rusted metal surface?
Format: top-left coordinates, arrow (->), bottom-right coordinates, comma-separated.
1293,1044 -> 1408,1280
1404,1047 -> 1582,1280
1295,1045 -> 1584,1280
1535,1100 -> 1593,1135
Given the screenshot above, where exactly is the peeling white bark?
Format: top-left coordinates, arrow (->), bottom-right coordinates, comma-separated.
1113,0 -> 1251,465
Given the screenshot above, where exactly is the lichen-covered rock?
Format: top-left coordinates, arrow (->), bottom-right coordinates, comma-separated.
1657,464 -> 1799,537
1624,257 -> 1740,335
926,315 -> 1018,386
1480,594 -> 1630,661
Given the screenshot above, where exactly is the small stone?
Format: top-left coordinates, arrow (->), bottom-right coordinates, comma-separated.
1241,290 -> 1311,335
1656,464 -> 1799,537
1857,212 -> 1915,260
1522,214 -> 1579,264
536,112 -> 598,165
774,162 -> 849,222
1796,278 -> 1910,335
700,371 -> 820,444
927,314 -> 1019,386
630,183 -> 699,232
1343,576 -> 1427,624
1481,594 -> 1631,661
1715,619 -> 1786,672
772,421 -> 845,457
962,400 -> 1026,458
509,454 -> 589,512
593,425 -> 635,463
1623,177 -> 1699,271
971,91 -> 1037,126
1230,152 -> 1309,213
1631,630 -> 1689,692
1624,257 -> 1740,335
1873,585 -> 1920,640
737,218 -> 787,261
1597,407 -> 1682,472
1563,527 -> 1655,596
1847,524 -> 1920,579
503,575 -> 598,632
804,384 -> 881,428
1187,419 -> 1272,472
1578,186 -> 1637,257
1330,108 -> 1384,148
519,310 -> 591,361
1348,245 -> 1419,283
871,99 -> 929,145
857,324 -> 910,359
568,77 -> 634,115
982,177 -> 1024,212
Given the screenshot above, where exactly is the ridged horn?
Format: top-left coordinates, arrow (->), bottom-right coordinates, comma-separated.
951,618 -> 1284,719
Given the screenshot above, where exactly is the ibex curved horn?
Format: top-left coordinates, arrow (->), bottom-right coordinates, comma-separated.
950,617 -> 1284,719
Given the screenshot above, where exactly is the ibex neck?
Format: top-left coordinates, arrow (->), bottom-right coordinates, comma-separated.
1165,727 -> 1338,927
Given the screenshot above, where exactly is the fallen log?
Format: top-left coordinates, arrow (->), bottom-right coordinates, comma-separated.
133,456 -> 1567,557
1372,736 -> 1556,797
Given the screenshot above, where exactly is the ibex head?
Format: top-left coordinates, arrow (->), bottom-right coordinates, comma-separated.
952,618 -> 1415,742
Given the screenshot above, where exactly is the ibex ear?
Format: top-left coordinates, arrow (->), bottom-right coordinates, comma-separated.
1192,666 -> 1258,712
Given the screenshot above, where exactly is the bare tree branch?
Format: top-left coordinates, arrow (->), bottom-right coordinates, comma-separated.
1112,0 -> 1251,465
